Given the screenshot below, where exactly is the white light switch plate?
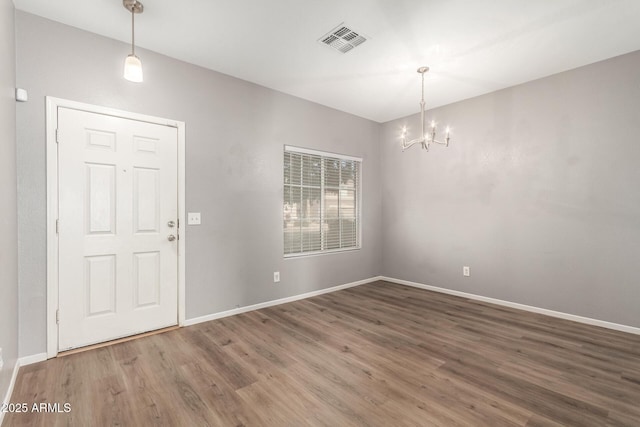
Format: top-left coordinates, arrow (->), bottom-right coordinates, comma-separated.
187,212 -> 201,225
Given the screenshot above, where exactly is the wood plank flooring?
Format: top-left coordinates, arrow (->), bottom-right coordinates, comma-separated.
4,281 -> 640,426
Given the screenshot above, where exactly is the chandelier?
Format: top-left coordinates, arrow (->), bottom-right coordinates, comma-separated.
401,66 -> 450,151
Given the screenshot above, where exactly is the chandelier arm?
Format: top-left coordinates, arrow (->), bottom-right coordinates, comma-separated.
402,137 -> 424,151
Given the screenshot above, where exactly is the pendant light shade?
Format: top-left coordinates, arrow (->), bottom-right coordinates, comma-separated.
124,54 -> 143,82
123,0 -> 144,83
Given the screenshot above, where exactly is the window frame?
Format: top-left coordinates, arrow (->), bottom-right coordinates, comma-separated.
283,145 -> 363,258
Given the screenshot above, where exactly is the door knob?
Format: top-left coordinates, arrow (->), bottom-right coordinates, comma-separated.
168,234 -> 176,241
167,220 -> 176,228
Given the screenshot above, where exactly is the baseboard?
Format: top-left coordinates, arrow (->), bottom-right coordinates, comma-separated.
0,351 -> 48,424
19,353 -> 47,366
380,276 -> 640,336
184,276 -> 383,327
0,359 -> 21,425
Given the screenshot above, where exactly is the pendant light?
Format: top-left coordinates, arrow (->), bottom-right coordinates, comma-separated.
123,0 -> 144,83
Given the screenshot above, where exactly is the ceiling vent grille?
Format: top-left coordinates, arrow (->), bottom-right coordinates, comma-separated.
319,23 -> 368,53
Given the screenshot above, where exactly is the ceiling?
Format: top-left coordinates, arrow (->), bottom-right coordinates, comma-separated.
14,0 -> 640,123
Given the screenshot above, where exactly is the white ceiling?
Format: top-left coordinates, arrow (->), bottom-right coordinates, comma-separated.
14,0 -> 640,123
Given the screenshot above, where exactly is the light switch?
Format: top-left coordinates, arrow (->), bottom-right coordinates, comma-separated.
187,212 -> 201,225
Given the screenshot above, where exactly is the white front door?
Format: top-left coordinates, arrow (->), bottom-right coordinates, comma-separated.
57,107 -> 179,351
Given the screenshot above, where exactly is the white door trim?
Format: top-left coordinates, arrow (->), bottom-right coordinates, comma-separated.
46,97 -> 186,358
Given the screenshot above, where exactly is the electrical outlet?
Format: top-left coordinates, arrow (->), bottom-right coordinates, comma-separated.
463,266 -> 470,277
0,347 -> 4,372
273,272 -> 280,283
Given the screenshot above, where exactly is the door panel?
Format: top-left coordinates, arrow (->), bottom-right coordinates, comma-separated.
84,255 -> 116,316
58,107 -> 178,351
133,251 -> 161,308
86,163 -> 116,234
133,167 -> 160,233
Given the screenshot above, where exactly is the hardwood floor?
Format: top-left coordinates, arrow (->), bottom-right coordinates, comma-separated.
4,281 -> 640,426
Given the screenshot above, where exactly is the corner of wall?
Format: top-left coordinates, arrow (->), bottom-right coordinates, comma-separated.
0,360 -> 20,425
0,0 -> 19,409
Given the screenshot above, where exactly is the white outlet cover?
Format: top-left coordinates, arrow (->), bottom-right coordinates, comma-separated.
187,212 -> 201,225
273,272 -> 280,283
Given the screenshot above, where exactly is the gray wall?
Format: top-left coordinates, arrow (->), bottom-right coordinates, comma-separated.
16,12 -> 382,357
381,50 -> 640,328
0,0 -> 18,402
15,9 -> 640,360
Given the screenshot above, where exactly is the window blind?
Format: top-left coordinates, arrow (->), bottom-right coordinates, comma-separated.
283,147 -> 361,256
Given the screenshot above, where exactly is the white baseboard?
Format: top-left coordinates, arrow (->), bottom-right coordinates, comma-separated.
0,352 -> 48,424
19,353 -> 47,366
1,359 -> 21,425
184,276 -> 383,327
380,276 -> 640,336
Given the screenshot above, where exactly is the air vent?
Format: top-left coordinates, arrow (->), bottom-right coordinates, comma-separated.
319,23 -> 368,54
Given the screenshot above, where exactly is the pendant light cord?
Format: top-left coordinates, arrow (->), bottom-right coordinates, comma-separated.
131,9 -> 135,55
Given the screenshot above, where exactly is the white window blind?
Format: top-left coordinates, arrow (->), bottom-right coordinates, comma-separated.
283,146 -> 361,256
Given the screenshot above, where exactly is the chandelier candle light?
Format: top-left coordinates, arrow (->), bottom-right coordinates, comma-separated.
401,66 -> 450,151
123,0 -> 144,83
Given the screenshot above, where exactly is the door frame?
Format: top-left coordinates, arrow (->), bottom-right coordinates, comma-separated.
46,97 -> 186,358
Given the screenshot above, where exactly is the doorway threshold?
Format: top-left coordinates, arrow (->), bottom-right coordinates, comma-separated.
57,325 -> 180,357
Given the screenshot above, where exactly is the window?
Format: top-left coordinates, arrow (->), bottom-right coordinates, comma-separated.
283,146 -> 361,256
